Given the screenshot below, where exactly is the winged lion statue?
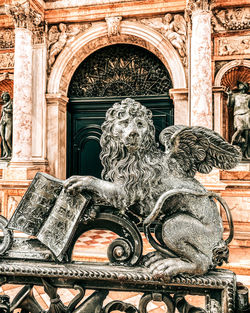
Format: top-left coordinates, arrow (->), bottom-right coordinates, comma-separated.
64,98 -> 241,279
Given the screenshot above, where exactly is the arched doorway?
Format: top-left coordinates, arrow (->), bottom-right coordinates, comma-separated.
67,44 -> 174,178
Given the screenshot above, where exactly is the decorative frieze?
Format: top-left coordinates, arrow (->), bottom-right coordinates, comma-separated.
0,29 -> 15,49
105,16 -> 122,37
212,7 -> 250,32
217,36 -> 250,56
48,22 -> 91,68
5,1 -> 42,31
140,14 -> 187,64
0,52 -> 14,69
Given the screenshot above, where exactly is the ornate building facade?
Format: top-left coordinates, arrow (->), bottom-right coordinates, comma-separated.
0,0 -> 249,275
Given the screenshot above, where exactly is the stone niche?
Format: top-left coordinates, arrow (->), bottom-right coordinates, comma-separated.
220,65 -> 250,161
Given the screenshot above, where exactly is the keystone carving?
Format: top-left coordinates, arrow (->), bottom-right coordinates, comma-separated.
105,16 -> 122,37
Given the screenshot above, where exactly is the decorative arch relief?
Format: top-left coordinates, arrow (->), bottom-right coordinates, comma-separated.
47,21 -> 186,95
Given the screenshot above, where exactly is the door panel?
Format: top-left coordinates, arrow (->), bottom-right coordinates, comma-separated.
67,96 -> 174,178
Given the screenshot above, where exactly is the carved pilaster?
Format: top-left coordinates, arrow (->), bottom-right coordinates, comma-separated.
5,1 -> 41,31
187,0 -> 213,128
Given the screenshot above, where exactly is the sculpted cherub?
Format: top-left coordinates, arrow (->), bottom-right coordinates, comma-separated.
64,98 -> 241,279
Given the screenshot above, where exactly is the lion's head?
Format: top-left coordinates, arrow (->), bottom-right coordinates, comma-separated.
100,98 -> 165,214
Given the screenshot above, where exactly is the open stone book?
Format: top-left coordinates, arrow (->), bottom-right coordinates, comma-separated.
7,172 -> 89,261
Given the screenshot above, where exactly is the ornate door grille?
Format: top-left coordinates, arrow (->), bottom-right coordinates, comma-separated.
68,44 -> 173,98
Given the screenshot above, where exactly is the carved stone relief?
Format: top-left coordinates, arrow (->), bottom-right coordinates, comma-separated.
0,53 -> 14,69
212,7 -> 250,32
0,29 -> 15,49
48,22 -> 92,68
105,16 -> 122,37
216,36 -> 250,56
140,14 -> 187,65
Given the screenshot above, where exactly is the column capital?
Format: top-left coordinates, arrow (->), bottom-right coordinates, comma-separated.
5,1 -> 42,30
186,0 -> 214,14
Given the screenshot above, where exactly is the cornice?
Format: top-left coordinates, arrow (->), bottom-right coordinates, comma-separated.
44,0 -> 185,24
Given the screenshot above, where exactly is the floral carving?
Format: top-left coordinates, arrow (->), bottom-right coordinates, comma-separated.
0,29 -> 15,49
212,7 -> 250,32
141,14 -> 187,63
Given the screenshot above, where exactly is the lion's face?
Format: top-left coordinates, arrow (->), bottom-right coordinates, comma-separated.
112,110 -> 149,151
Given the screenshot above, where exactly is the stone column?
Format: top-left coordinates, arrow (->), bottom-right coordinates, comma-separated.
46,94 -> 68,180
187,0 -> 213,128
169,88 -> 189,125
5,2 -> 42,179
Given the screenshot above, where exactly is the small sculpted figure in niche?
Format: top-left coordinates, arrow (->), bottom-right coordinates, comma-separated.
64,98 -> 241,279
0,91 -> 12,159
227,81 -> 250,159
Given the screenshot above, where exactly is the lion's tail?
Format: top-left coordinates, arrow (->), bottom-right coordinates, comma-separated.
212,240 -> 229,268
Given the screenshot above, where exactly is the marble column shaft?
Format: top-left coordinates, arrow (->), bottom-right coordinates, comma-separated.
12,27 -> 33,162
191,10 -> 213,128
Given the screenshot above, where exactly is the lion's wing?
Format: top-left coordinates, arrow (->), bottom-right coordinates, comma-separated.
159,125 -> 242,177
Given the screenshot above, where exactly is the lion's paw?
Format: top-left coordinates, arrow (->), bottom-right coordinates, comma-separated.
148,258 -> 197,280
142,251 -> 165,267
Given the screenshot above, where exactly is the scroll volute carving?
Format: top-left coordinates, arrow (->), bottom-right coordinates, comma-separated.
222,66 -> 250,160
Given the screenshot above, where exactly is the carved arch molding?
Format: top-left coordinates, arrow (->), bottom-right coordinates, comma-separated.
47,22 -> 186,95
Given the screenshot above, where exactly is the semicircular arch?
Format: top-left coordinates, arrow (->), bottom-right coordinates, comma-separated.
47,21 -> 186,95
214,60 -> 250,87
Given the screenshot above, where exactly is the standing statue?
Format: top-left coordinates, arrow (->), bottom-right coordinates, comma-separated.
227,81 -> 250,159
64,98 -> 241,279
0,91 -> 12,159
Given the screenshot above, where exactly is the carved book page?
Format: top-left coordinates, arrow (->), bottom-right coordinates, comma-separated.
7,172 -> 89,261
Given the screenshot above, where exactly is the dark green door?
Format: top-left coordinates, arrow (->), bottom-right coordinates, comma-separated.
67,44 -> 174,178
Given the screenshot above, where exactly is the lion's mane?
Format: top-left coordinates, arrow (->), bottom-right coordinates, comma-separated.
100,98 -> 165,214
